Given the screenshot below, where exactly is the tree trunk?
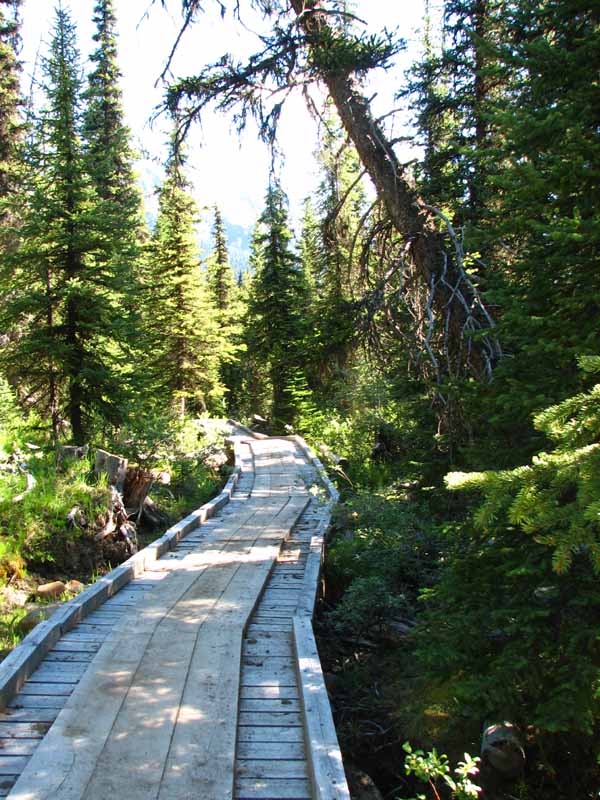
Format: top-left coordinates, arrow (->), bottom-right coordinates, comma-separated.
289,0 -> 500,385
95,449 -> 128,493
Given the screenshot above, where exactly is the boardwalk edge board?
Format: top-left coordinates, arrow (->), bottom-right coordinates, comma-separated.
228,422 -> 350,798
289,434 -> 350,800
0,460 -> 242,710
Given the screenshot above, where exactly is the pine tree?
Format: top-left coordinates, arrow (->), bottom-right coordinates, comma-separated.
308,113 -> 364,394
0,0 -> 21,208
0,8 -> 124,443
82,0 -> 146,347
205,205 -> 234,310
246,183 -> 311,429
205,204 -> 245,414
144,137 -> 224,419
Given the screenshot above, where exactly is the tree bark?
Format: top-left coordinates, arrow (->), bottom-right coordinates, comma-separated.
289,0 -> 498,383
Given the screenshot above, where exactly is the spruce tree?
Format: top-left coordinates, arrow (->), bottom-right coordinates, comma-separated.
0,0 -> 21,208
205,205 -> 234,310
309,114 -> 364,394
144,137 -> 224,419
205,204 -> 245,413
82,0 -> 146,347
0,8 -> 124,443
246,183 -> 311,428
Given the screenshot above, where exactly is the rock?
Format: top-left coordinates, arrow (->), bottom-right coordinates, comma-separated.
36,580 -> 67,600
18,602 -> 61,635
65,579 -> 84,594
481,721 -> 525,779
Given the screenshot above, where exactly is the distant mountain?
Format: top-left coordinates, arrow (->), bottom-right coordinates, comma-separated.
224,220 -> 252,276
199,218 -> 252,277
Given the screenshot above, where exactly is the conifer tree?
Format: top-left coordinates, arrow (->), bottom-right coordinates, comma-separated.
205,205 -> 234,310
246,183 -> 311,428
308,114 -> 364,393
0,8 -> 124,443
0,0 -> 21,209
205,204 -> 245,413
83,0 -> 146,336
144,137 -> 224,419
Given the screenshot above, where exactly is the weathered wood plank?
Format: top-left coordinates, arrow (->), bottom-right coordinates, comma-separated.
0,775 -> 16,796
235,777 -> 311,799
19,682 -> 74,696
7,695 -> 67,709
0,722 -> 49,739
238,726 -> 304,743
0,755 -> 29,775
240,685 -> 298,700
239,698 -> 300,712
0,739 -> 38,756
0,707 -> 59,723
236,759 -> 308,779
239,711 -> 302,727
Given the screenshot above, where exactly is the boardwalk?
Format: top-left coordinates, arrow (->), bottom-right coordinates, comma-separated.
0,424 -> 349,799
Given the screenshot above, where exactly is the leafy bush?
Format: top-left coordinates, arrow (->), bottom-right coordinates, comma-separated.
327,575 -> 409,639
410,359 -> 600,794
327,490 -> 441,603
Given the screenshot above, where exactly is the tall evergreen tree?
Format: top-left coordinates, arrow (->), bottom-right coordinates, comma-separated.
205,205 -> 234,310
307,113 -> 365,393
144,137 -> 224,419
246,183 -> 311,428
205,204 -> 245,413
82,0 -> 146,338
0,8 -> 124,443
0,0 -> 21,209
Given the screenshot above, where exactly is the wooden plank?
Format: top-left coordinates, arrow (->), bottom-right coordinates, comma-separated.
19,683 -> 73,696
236,759 -> 308,779
235,777 -> 311,799
45,640 -> 100,652
30,661 -> 87,676
0,775 -> 16,796
293,616 -> 350,800
237,741 -> 305,760
43,650 -> 95,663
7,695 -> 67,709
240,685 -> 298,700
0,723 -> 49,739
239,711 -> 302,726
239,698 -> 300,712
243,641 -> 291,657
0,707 -> 59,723
0,740 -> 38,756
0,755 -> 29,775
238,726 -> 304,743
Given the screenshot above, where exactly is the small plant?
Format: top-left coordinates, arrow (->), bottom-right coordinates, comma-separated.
399,742 -> 481,800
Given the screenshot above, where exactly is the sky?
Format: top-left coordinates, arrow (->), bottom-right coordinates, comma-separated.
19,0 -> 427,240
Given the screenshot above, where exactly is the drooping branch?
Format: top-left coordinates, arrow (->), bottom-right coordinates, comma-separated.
161,0 -> 502,406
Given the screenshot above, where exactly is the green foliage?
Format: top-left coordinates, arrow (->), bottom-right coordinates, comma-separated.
327,575 -> 408,639
0,453 -> 109,577
328,490 -> 441,609
400,742 -> 481,800
446,361 -> 600,574
142,136 -> 225,419
245,182 -> 312,428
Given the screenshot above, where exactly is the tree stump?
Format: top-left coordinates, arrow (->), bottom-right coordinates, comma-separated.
57,444 -> 89,464
95,449 -> 128,493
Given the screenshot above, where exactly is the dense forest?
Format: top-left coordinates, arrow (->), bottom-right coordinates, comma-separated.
0,0 -> 599,797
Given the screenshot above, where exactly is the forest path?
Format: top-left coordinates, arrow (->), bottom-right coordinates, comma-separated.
1,425 -> 348,800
